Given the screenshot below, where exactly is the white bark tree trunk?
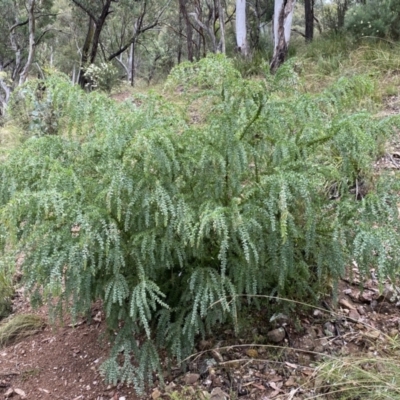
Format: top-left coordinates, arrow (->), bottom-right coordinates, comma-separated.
236,0 -> 249,57
270,0 -> 297,73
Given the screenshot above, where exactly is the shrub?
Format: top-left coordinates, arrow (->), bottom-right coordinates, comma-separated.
1,56 -> 400,393
345,0 -> 400,40
84,62 -> 120,93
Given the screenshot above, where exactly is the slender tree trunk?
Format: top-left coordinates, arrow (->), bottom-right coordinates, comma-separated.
129,39 -> 136,87
236,0 -> 249,56
305,0 -> 314,42
178,2 -> 183,63
270,0 -> 297,74
217,0 -> 226,53
19,0 -> 36,85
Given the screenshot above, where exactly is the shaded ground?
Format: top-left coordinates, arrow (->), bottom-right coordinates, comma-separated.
0,297 -> 136,400
2,273 -> 400,400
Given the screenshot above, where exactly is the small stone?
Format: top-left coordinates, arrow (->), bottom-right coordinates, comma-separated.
313,309 -> 324,318
357,306 -> 366,315
151,389 -> 162,400
349,309 -> 360,321
267,328 -> 286,343
165,382 -> 176,393
359,291 -> 374,303
210,387 -> 229,400
184,373 -> 200,385
378,284 -> 396,303
339,298 -> 355,310
389,328 -> 398,338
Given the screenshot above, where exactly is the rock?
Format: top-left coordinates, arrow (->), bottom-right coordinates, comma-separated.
389,328 -> 398,338
357,306 -> 366,315
339,298 -> 355,310
210,387 -> 229,400
184,373 -> 200,385
378,284 -> 396,303
359,291 -> 374,303
313,309 -> 324,318
151,389 -> 162,400
267,328 -> 286,343
349,309 -> 360,321
165,382 -> 176,393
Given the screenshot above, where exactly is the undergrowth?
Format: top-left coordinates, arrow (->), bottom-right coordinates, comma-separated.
1,54 -> 400,393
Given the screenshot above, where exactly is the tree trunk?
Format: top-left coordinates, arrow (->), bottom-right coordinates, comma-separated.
217,0 -> 226,53
270,0 -> 297,74
78,17 -> 95,88
129,39 -> 136,87
305,0 -> 314,42
179,0 -> 194,61
236,0 -> 249,56
19,0 -> 36,85
337,0 -> 349,29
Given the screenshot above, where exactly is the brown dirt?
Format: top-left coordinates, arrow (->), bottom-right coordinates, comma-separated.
0,297 -> 137,400
2,271 -> 400,400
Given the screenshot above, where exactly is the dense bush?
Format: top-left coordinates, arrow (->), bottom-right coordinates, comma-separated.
1,55 -> 400,392
345,0 -> 400,40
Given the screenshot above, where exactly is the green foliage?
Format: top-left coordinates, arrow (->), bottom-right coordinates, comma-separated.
1,56 -> 400,393
0,254 -> 14,319
84,62 -> 120,93
345,0 -> 400,40
8,78 -> 60,137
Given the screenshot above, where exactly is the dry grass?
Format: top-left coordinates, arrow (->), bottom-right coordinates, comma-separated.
0,314 -> 44,348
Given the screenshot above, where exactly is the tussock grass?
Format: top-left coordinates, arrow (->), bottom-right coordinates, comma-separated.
312,353 -> 400,399
0,314 -> 44,347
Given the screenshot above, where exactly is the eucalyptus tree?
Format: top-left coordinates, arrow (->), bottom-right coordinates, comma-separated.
188,0 -> 233,56
69,0 -> 118,87
236,0 -> 249,56
105,0 -> 171,86
270,0 -> 297,73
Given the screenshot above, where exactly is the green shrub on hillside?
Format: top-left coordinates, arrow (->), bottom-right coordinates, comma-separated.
345,0 -> 400,40
1,56 -> 400,393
